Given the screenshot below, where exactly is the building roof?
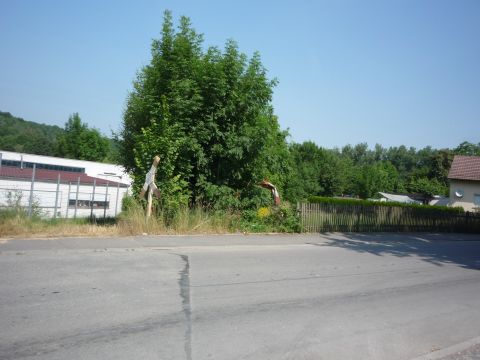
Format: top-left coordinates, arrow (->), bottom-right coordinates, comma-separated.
0,166 -> 128,187
378,192 -> 421,204
448,155 -> 480,181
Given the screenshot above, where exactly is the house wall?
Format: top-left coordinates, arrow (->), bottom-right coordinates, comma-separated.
449,179 -> 480,212
0,178 -> 129,218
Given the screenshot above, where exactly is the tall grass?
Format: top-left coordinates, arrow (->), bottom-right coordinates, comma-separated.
116,200 -> 239,235
170,207 -> 240,234
0,202 -> 239,239
0,209 -> 117,239
0,196 -> 299,239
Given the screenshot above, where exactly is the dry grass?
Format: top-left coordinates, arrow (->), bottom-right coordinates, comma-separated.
116,203 -> 168,236
0,213 -> 118,239
116,205 -> 238,236
0,206 -> 238,239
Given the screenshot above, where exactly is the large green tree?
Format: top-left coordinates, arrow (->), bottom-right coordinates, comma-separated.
120,11 -> 290,209
355,162 -> 400,199
454,141 -> 480,156
56,113 -> 110,162
285,142 -> 350,201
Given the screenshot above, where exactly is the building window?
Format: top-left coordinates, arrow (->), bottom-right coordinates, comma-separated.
68,200 -> 109,209
0,159 -> 85,173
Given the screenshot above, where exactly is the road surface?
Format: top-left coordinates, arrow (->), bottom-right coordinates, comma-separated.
0,233 -> 479,359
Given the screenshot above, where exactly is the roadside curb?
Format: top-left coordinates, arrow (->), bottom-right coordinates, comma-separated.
0,232 -> 302,242
411,336 -> 480,360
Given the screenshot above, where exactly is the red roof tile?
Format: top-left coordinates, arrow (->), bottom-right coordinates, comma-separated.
448,155 -> 480,181
0,166 -> 128,187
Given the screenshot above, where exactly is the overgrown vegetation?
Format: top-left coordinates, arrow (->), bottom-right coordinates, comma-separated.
0,196 -> 300,238
0,213 -> 117,239
118,195 -> 299,234
0,190 -> 117,238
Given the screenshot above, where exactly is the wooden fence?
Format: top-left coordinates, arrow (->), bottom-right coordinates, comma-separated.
298,202 -> 480,233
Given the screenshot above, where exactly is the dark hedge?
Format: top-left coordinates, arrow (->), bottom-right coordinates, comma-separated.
307,196 -> 464,214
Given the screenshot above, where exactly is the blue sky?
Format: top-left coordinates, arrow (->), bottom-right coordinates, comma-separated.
1,0 -> 479,150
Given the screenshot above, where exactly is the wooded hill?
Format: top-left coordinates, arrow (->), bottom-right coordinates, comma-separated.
0,111 -> 63,156
0,111 -> 117,162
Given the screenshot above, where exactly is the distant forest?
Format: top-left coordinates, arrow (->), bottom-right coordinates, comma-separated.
0,111 -> 117,162
0,111 -> 63,156
285,141 -> 480,201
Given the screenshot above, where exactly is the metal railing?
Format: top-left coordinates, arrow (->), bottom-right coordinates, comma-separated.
0,165 -> 127,219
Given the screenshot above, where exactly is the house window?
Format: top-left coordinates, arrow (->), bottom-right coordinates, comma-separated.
474,194 -> 480,207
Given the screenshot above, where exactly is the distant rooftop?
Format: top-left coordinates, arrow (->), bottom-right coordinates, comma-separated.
448,155 -> 480,181
378,192 -> 420,204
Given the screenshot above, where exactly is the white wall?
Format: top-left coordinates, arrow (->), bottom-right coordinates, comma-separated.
0,178 -> 129,218
449,179 -> 480,212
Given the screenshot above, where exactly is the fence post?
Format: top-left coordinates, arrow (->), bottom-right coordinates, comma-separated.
302,203 -> 306,232
465,211 -> 470,232
103,182 -> 109,219
355,205 -> 361,232
74,177 -> 80,219
114,182 -> 120,217
53,174 -> 61,219
28,164 -> 36,218
66,182 -> 71,218
90,179 -> 96,219
297,202 -> 301,232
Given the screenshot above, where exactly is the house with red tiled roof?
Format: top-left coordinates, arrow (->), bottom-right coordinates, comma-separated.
448,155 -> 480,212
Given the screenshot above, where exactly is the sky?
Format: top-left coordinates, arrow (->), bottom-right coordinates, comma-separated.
1,0 -> 479,150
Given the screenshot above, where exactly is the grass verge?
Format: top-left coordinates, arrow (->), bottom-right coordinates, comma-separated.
0,201 -> 300,239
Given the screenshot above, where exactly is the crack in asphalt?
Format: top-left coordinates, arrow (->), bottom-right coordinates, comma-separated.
177,254 -> 193,360
0,252 -> 195,360
190,265 -> 448,288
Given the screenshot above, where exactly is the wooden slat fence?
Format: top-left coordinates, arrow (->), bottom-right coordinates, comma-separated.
299,202 -> 480,233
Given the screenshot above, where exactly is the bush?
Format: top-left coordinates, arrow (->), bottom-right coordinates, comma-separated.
121,194 -> 138,212
240,203 -> 300,233
200,183 -> 241,211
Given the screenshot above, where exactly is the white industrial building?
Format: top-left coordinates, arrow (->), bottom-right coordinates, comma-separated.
0,150 -> 132,218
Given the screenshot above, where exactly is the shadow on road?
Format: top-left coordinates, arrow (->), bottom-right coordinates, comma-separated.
320,233 -> 480,270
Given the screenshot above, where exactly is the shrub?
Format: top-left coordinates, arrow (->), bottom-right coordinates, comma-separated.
240,203 -> 300,233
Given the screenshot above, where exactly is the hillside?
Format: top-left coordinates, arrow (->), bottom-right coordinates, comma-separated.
0,111 -> 64,156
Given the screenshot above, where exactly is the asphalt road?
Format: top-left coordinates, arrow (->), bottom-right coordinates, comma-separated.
0,233 -> 479,360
